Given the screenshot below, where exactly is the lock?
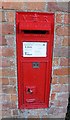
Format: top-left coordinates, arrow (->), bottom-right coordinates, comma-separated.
32,62 -> 39,68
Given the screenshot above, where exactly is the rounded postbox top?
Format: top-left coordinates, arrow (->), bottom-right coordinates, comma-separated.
16,12 -> 54,31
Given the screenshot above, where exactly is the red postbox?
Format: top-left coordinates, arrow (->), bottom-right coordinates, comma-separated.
16,12 -> 54,109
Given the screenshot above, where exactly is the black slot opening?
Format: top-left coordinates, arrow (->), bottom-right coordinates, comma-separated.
23,30 -> 49,34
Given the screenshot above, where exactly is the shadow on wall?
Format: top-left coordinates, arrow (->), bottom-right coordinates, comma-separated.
65,93 -> 70,120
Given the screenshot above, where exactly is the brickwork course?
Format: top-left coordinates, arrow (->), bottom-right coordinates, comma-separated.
0,0 -> 70,119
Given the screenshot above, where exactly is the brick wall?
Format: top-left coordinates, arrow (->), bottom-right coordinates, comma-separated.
1,1 -> 69,119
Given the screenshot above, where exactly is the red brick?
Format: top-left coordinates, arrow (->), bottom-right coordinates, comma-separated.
48,2 -> 60,12
0,35 -> 2,46
0,94 -> 2,102
53,68 -> 69,75
62,37 -> 68,46
52,85 -> 61,92
48,2 -> 68,12
57,3 -> 69,12
2,94 -> 10,102
2,86 -> 16,94
2,11 -> 6,22
54,47 -> 68,57
6,36 -> 14,46
0,35 -> 7,46
52,77 -> 58,84
56,13 -> 63,23
57,93 -> 69,101
0,23 -> 2,34
11,95 -> 17,102
9,78 -> 16,85
52,85 -> 68,92
50,100 -> 60,107
0,69 -> 2,77
58,76 -> 68,84
2,2 -> 25,10
2,23 -> 14,35
2,78 -> 9,85
2,110 -> 11,117
68,14 -> 70,23
0,68 -> 15,77
55,36 -> 62,47
64,13 -> 70,24
0,11 -> 2,22
2,102 -> 17,110
12,110 -> 18,116
0,103 -> 2,108
53,58 -> 59,66
5,11 -> 15,23
69,37 -> 70,46
53,48 -> 60,57
59,101 -> 68,107
2,47 -> 14,57
51,93 -> 56,100
1,36 -> 7,46
26,2 -> 46,11
7,68 -> 16,77
56,26 -> 68,36
60,58 -> 68,66
2,0 -> 13,1
0,2 -> 2,9
60,48 -> 68,57
0,87 -> 2,93
69,59 -> 70,66
0,58 -> 15,67
0,78 -> 2,84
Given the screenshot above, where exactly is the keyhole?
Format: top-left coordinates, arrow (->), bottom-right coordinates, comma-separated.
27,88 -> 33,94
28,88 -> 30,92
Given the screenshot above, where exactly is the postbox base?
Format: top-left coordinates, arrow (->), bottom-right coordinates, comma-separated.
19,104 -> 49,109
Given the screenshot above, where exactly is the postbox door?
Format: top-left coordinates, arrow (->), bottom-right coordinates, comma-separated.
16,12 -> 54,109
22,62 -> 47,104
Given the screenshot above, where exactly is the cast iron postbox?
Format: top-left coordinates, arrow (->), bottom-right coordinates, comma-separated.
16,12 -> 54,109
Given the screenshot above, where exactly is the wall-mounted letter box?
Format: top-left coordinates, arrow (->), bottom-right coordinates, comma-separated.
16,12 -> 54,109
